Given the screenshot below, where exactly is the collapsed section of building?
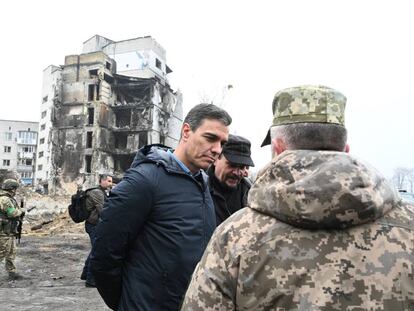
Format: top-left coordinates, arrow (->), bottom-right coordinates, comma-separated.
36,35 -> 182,194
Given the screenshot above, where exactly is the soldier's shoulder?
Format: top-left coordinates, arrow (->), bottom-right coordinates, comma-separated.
0,194 -> 12,203
214,207 -> 288,256
0,195 -> 14,211
87,187 -> 104,195
381,202 -> 414,230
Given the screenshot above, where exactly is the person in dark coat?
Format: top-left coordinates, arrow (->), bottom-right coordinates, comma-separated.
90,104 -> 231,311
207,134 -> 254,226
81,174 -> 112,287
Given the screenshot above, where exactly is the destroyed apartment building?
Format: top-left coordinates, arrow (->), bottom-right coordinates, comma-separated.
36,35 -> 183,193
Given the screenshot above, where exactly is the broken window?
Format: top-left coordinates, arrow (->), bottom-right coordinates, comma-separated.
96,83 -> 100,100
155,58 -> 162,70
85,155 -> 92,173
39,138 -> 45,144
39,151 -> 44,158
115,109 -> 131,127
139,132 -> 148,147
89,69 -> 98,78
88,84 -> 95,101
86,132 -> 93,148
113,154 -> 134,172
3,146 -> 11,153
3,159 -> 10,166
103,73 -> 114,84
114,133 -> 128,149
88,108 -> 94,125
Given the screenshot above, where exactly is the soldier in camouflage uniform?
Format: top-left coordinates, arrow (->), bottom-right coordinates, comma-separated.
0,179 -> 24,280
181,85 -> 414,310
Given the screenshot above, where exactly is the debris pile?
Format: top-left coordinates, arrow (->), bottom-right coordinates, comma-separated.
19,191 -> 84,236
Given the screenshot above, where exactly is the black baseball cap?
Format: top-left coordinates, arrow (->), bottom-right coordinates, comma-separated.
222,134 -> 255,167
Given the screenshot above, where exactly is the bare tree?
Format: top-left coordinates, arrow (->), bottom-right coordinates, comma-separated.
197,84 -> 233,108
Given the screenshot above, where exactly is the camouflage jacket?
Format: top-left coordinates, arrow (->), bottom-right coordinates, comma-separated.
85,187 -> 107,225
0,189 -> 23,236
181,150 -> 414,311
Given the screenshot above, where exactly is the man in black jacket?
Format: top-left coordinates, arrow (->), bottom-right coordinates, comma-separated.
207,134 -> 254,226
90,104 -> 231,311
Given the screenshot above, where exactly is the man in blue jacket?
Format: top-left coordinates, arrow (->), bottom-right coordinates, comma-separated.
90,103 -> 232,311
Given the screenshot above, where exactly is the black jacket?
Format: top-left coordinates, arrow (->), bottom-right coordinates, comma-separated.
207,165 -> 251,226
90,145 -> 216,311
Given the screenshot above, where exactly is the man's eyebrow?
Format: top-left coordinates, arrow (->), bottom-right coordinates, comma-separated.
203,132 -> 220,139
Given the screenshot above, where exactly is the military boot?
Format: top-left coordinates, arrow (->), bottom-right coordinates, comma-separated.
8,271 -> 23,281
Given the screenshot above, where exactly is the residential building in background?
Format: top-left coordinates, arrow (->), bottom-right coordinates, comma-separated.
0,120 -> 38,185
36,35 -> 182,194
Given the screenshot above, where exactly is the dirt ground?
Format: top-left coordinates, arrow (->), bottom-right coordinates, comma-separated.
0,212 -> 111,311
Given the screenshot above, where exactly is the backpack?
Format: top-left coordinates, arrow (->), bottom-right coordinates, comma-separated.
68,188 -> 98,223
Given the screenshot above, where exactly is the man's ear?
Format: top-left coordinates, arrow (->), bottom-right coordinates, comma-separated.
272,137 -> 286,155
181,123 -> 191,141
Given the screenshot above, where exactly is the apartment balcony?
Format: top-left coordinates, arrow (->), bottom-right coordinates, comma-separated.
17,138 -> 37,145
18,152 -> 35,159
17,165 -> 34,172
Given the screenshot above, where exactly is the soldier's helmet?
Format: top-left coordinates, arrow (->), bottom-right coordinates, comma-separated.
2,179 -> 19,190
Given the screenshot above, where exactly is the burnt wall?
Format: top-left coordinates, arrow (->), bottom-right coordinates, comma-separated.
58,129 -> 85,180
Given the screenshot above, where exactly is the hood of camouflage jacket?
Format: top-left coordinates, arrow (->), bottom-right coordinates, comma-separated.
248,150 -> 399,230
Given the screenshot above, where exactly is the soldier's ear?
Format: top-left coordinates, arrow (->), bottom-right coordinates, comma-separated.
272,137 -> 286,155
344,143 -> 350,153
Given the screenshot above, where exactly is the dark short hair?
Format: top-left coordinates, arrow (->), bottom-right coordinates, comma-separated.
271,123 -> 347,151
99,174 -> 112,182
183,104 -> 232,132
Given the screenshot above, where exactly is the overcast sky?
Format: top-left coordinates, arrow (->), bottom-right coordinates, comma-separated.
1,0 -> 413,179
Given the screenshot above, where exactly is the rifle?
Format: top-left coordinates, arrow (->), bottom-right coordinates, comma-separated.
16,216 -> 23,244
16,199 -> 25,244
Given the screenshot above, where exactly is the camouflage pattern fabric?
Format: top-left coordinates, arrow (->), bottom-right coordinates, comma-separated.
0,190 -> 21,273
271,85 -> 346,127
0,236 -> 16,272
181,150 -> 414,310
261,85 -> 346,146
0,190 -> 22,221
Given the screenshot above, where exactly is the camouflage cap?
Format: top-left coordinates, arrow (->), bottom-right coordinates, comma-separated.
261,85 -> 347,146
2,179 -> 19,190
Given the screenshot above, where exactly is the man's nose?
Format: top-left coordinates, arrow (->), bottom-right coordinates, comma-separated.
211,141 -> 222,156
231,167 -> 243,176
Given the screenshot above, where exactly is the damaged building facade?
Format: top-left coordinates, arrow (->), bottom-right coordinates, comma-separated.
36,35 -> 182,193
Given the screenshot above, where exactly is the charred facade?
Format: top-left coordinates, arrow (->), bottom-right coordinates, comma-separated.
36,36 -> 182,194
